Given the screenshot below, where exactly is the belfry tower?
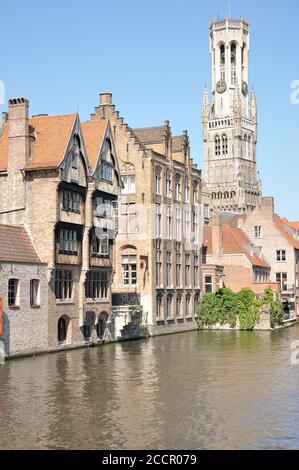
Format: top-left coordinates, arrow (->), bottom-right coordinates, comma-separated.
203,17 -> 261,214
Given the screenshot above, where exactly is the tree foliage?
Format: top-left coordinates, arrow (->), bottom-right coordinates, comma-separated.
196,287 -> 284,330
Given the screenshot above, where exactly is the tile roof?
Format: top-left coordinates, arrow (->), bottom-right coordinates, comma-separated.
0,113 -> 77,172
26,114 -> 77,169
133,126 -> 164,144
274,214 -> 299,249
203,224 -> 269,268
0,224 -> 42,264
81,120 -> 107,168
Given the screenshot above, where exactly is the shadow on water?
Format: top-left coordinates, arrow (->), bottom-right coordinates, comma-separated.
0,325 -> 299,449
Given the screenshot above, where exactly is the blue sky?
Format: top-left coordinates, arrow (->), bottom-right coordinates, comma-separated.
1,0 -> 299,218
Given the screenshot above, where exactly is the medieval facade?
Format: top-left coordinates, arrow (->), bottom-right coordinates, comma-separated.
89,93 -> 202,336
202,17 -> 262,216
0,98 -> 122,353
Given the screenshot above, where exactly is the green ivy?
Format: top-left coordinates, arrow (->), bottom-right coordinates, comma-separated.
196,287 -> 284,330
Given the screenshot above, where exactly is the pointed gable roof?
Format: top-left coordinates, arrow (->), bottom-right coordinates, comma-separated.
27,113 -> 77,169
203,224 -> 269,268
0,113 -> 77,172
274,214 -> 299,249
81,120 -> 108,168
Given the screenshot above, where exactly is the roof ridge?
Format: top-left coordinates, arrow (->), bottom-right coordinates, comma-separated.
30,112 -> 77,120
133,125 -> 164,131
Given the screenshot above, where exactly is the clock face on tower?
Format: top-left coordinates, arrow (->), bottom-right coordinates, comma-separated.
216,79 -> 227,94
242,81 -> 248,97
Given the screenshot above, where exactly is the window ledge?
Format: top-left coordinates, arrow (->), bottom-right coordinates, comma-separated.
85,299 -> 109,304
55,301 -> 75,306
30,305 -> 41,309
9,306 -> 20,310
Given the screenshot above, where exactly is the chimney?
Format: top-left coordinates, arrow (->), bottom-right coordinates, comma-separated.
2,111 -> 8,126
99,92 -> 113,106
211,215 -> 222,259
8,97 -> 29,172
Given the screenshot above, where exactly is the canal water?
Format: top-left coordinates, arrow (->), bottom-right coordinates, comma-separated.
1,325 -> 299,450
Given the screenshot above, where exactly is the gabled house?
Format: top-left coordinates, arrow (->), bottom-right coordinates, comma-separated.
89,93 -> 202,336
202,216 -> 277,295
238,197 -> 299,314
0,97 -> 122,350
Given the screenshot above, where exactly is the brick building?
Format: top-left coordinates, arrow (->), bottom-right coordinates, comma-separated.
0,224 -> 48,357
202,215 -> 278,295
237,197 -> 299,314
89,93 -> 202,335
0,98 -> 122,349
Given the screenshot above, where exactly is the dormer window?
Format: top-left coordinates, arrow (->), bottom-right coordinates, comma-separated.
71,152 -> 78,182
101,161 -> 113,182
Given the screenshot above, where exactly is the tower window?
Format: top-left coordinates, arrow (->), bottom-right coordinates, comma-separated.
222,134 -> 228,155
231,43 -> 237,85
220,44 -> 225,80
220,44 -> 225,65
215,135 -> 221,156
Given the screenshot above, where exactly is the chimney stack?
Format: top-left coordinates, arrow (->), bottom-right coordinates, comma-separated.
211,215 -> 223,259
8,97 -> 29,173
99,93 -> 113,106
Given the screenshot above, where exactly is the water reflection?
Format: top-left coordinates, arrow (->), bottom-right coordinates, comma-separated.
0,326 -> 299,449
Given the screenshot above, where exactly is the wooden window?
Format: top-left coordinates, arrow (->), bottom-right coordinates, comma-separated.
166,252 -> 172,288
85,271 -> 108,300
62,191 -> 80,213
166,205 -> 172,239
101,161 -> 113,182
156,240 -> 162,287
122,174 -> 136,193
185,254 -> 191,287
254,226 -> 262,238
55,270 -> 73,300
58,229 -> 77,254
167,295 -> 173,319
122,255 -> 137,286
8,279 -> 19,307
277,250 -> 286,262
194,255 -> 199,288
30,279 -> 40,307
91,233 -> 109,256
205,274 -> 213,294
276,273 -> 288,291
156,295 -> 163,319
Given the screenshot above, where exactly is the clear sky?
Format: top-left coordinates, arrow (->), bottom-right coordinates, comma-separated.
1,0 -> 299,218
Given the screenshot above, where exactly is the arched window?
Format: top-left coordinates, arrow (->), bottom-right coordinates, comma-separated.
247,135 -> 251,160
244,134 -> 248,159
222,134 -> 228,155
166,171 -> 172,197
97,312 -> 108,339
215,135 -> 221,156
220,44 -> 225,80
242,43 -> 246,66
231,42 -> 237,85
58,317 -> 68,343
